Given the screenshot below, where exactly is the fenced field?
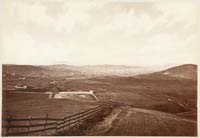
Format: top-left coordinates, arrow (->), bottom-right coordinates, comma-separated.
2,101 -> 115,136
2,92 -> 98,118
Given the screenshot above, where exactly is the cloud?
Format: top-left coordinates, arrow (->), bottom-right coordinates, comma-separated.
1,0 -> 199,66
2,31 -> 68,65
7,1 -> 55,29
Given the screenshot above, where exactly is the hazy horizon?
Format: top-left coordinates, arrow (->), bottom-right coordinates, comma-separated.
3,62 -> 196,68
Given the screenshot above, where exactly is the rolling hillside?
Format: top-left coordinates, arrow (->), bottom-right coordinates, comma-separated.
160,64 -> 197,80
2,64 -> 171,79
2,64 -> 82,78
87,106 -> 197,136
135,64 -> 197,80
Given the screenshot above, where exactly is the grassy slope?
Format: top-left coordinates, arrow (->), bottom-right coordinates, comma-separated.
58,76 -> 197,118
2,92 -> 97,118
87,106 -> 197,136
3,75 -> 197,119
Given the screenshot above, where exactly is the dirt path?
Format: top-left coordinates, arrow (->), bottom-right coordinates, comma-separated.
86,106 -> 197,136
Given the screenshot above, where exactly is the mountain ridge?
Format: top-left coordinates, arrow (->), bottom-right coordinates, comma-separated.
2,64 -> 197,79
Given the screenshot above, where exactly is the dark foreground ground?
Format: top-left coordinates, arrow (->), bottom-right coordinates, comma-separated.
86,106 -> 196,136
2,74 -> 197,136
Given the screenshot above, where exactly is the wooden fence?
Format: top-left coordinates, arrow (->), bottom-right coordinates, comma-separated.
2,101 -> 115,136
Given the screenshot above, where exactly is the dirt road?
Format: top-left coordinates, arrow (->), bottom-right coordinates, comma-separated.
87,106 -> 197,136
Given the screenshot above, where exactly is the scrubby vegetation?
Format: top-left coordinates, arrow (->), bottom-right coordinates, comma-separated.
54,107 -> 113,136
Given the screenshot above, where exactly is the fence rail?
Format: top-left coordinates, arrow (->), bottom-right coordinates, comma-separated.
2,101 -> 116,136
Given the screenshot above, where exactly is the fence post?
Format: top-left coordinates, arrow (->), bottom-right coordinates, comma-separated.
63,117 -> 65,131
77,113 -> 79,126
68,116 -> 71,129
44,114 -> 48,136
78,112 -> 81,126
6,115 -> 12,136
56,121 -> 59,134
27,115 -> 32,135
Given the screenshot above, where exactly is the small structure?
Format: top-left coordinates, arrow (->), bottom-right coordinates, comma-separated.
11,73 -> 16,76
164,71 -> 169,75
54,90 -> 99,102
48,90 -> 99,102
19,76 -> 26,80
14,84 -> 27,89
48,80 -> 99,102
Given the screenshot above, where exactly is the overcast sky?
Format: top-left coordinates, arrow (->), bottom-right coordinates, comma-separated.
1,0 -> 199,66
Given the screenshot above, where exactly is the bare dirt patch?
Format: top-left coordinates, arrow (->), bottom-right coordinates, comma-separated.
86,107 -> 122,135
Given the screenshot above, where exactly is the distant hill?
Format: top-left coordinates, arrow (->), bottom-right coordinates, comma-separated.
3,64 -> 165,78
135,64 -> 197,80
2,64 -> 81,78
42,64 -> 147,76
3,64 -> 45,77
3,64 -> 196,79
159,64 -> 197,80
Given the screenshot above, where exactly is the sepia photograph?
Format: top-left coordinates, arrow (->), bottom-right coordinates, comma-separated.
1,0 -> 199,136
